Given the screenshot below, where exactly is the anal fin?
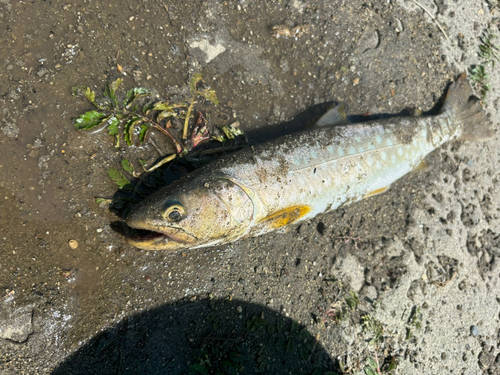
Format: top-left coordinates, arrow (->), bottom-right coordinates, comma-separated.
363,186 -> 390,199
411,159 -> 430,173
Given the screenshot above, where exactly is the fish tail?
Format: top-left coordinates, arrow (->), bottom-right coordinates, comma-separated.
441,73 -> 493,141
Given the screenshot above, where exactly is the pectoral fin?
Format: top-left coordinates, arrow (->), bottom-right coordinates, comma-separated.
257,205 -> 311,230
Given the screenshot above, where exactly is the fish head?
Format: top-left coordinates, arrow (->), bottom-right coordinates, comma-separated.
125,176 -> 254,250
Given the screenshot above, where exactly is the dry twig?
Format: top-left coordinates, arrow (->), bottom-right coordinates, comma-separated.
411,0 -> 450,41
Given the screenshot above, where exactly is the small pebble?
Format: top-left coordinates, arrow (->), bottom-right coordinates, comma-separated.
68,240 -> 78,249
96,228 -> 103,233
470,325 -> 479,336
236,306 -> 242,313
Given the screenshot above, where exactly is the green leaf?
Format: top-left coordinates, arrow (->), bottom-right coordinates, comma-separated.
387,357 -> 397,371
107,78 -> 123,108
367,357 -> 378,370
153,101 -> 175,111
124,87 -> 153,108
85,87 -> 97,106
190,73 -> 204,94
138,159 -> 148,166
124,117 -> 142,146
107,116 -> 120,136
139,123 -> 151,143
74,110 -> 108,130
157,110 -> 177,121
406,327 -> 413,340
363,366 -> 377,375
123,89 -> 135,107
198,88 -> 219,105
220,125 -> 244,140
345,290 -> 359,311
121,159 -> 135,174
108,168 -> 132,190
94,197 -> 112,204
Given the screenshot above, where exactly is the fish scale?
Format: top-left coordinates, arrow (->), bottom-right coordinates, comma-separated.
125,74 -> 492,250
219,116 -> 437,229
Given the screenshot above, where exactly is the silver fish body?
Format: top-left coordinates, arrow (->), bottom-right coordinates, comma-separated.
126,74 -> 491,250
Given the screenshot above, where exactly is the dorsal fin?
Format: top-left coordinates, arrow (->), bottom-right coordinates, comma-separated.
314,103 -> 349,127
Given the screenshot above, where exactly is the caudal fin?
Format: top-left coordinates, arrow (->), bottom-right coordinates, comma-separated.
441,73 -> 493,141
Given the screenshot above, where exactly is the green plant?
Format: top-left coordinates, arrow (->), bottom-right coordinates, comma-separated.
469,65 -> 491,100
469,27 -> 499,100
72,74 -> 228,162
362,315 -> 383,347
478,28 -> 500,67
320,279 -> 360,324
361,355 -> 397,375
337,354 -> 397,375
404,306 -> 422,340
345,290 -> 360,311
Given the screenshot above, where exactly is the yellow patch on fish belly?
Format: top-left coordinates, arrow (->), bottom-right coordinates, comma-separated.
258,205 -> 311,229
363,186 -> 389,198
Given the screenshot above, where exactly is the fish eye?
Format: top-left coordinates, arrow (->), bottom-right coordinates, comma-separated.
163,202 -> 186,222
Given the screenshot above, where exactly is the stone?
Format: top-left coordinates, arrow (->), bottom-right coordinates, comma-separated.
0,306 -> 34,342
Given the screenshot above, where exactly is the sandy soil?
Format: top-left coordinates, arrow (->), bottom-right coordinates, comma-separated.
0,0 -> 499,374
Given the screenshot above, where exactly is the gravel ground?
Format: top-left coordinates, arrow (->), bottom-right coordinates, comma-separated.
0,0 -> 499,374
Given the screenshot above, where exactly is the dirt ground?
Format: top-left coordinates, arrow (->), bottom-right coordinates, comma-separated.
1,0 -> 499,374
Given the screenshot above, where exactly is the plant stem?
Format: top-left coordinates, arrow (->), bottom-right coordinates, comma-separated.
150,123 -> 184,153
411,0 -> 449,41
183,95 -> 196,140
142,153 -> 177,173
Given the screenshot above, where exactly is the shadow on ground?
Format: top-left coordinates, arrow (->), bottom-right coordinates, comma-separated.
52,298 -> 337,375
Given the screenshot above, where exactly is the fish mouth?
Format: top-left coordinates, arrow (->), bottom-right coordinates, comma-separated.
125,225 -> 197,251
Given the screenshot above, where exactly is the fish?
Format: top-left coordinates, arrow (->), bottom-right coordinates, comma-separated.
125,74 -> 492,250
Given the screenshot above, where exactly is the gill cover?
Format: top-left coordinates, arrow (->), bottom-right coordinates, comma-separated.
126,177 -> 254,250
